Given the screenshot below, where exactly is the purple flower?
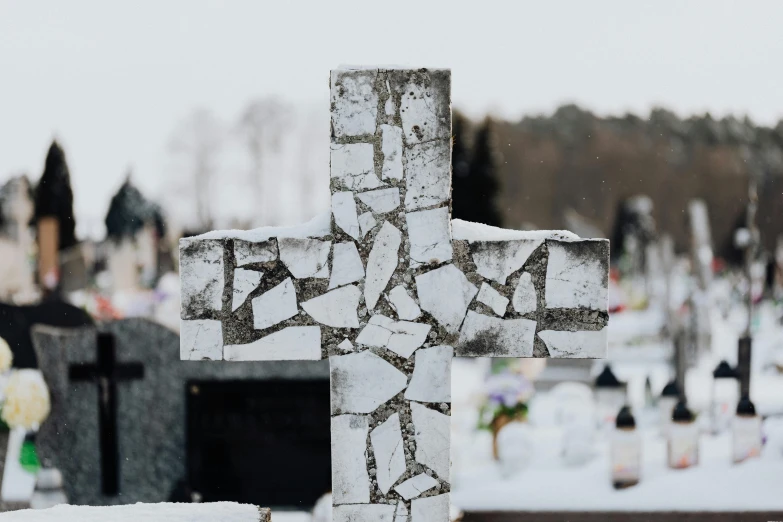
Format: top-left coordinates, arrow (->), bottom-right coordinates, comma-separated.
484,372 -> 535,407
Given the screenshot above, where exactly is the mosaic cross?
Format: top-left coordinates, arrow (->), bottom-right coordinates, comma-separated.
179,67 -> 609,522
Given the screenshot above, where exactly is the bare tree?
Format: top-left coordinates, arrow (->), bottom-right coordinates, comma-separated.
169,108 -> 223,230
236,97 -> 290,225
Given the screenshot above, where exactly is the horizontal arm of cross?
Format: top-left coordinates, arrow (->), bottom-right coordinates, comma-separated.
68,363 -> 144,381
178,67 -> 609,522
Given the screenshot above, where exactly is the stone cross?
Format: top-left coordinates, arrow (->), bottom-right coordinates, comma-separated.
69,332 -> 145,495
179,67 -> 609,522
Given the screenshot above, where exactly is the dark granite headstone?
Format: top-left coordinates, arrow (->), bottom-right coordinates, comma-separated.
187,379 -> 331,507
33,318 -> 329,507
0,301 -> 93,369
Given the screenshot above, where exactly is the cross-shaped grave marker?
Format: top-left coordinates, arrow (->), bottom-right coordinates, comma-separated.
69,332 -> 145,495
179,67 -> 610,522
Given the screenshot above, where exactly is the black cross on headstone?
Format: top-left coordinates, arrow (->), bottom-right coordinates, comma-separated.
68,332 -> 144,495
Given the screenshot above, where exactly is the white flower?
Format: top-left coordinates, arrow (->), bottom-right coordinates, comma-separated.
1,370 -> 51,430
0,337 -> 12,373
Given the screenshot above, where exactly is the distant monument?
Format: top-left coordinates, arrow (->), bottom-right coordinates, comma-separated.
0,175 -> 37,303
104,176 -> 168,291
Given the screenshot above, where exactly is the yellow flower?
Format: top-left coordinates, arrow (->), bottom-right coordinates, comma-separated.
1,370 -> 51,430
0,337 -> 12,373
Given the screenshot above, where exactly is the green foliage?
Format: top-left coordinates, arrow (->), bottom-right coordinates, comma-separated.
478,402 -> 528,432
452,113 -> 502,227
20,439 -> 40,473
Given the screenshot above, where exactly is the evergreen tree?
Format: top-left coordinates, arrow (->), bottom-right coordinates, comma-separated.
105,176 -> 159,242
35,141 -> 77,250
451,111 -> 472,221
452,116 -> 502,226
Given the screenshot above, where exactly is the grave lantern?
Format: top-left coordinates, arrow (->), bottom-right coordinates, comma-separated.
732,396 -> 762,464
594,365 -> 626,427
610,405 -> 640,489
710,360 -> 738,434
658,379 -> 679,435
668,400 -> 698,469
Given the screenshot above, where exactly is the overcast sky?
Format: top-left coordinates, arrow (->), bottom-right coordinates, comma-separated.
1,0 -> 782,237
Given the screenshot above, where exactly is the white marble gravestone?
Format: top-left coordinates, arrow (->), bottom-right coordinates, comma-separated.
179,67 -> 610,522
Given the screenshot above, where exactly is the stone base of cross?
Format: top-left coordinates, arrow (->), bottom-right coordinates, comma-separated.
179,67 -> 609,522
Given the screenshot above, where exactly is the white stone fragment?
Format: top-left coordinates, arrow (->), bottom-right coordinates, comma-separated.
370,413 -> 406,494
331,414 -> 371,505
394,501 -> 408,522
364,221 -> 402,310
386,321 -> 431,359
415,264 -> 477,334
330,351 -> 407,414
278,237 -> 331,279
406,207 -> 453,268
471,239 -> 542,285
180,319 -> 223,361
332,191 -> 361,240
355,314 -> 395,346
457,311 -> 537,357
333,504 -> 396,522
232,268 -> 263,311
545,240 -> 609,310
224,326 -> 321,361
358,212 -> 377,239
329,242 -> 365,289
405,346 -> 453,403
234,239 -> 278,266
355,315 -> 430,359
337,339 -> 355,352
410,402 -> 450,479
331,70 -> 378,138
357,188 -> 401,214
394,473 -> 439,500
512,272 -> 537,314
387,285 -> 422,321
251,277 -> 298,330
180,239 -> 224,317
400,78 -> 449,145
301,285 -> 361,328
381,124 -> 403,181
538,327 -> 608,358
477,283 -> 509,317
404,140 -> 450,211
411,493 -> 450,522
330,143 -> 385,191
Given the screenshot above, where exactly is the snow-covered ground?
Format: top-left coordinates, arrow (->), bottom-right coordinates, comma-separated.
452,427 -> 783,512
2,502 -> 261,522
451,284 -> 783,513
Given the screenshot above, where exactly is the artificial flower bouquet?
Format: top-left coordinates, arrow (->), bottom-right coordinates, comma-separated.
0,336 -> 51,472
478,370 -> 535,458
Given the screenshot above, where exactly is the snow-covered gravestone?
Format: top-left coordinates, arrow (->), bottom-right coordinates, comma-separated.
179,67 -> 609,522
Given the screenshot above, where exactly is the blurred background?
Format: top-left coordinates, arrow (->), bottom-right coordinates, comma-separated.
0,1 -> 782,519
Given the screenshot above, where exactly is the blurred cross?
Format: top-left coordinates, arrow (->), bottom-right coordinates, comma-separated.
178,67 -> 610,521
69,332 -> 144,495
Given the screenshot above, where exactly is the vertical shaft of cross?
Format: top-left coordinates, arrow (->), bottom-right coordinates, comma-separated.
97,333 -> 120,496
69,332 -> 145,496
328,68 -> 453,520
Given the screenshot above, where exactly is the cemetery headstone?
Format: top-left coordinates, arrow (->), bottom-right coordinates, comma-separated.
179,66 -> 611,521
0,301 -> 93,369
68,332 -> 144,495
33,318 -> 330,507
